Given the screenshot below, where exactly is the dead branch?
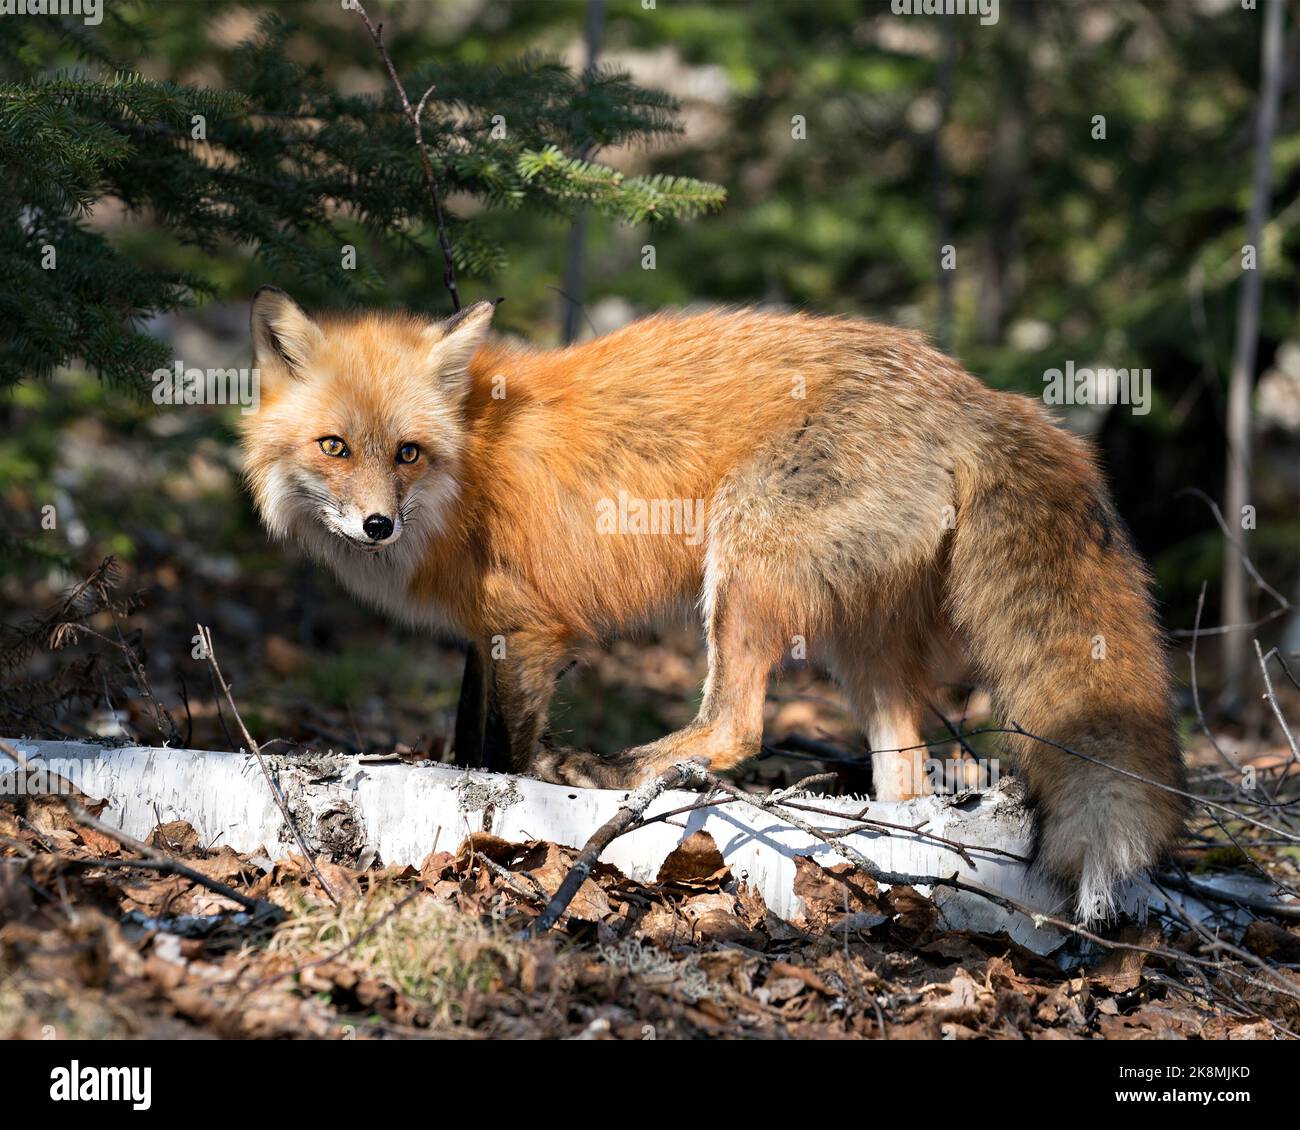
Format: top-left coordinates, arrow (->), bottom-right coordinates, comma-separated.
478,853 -> 553,908
683,766 -> 1300,1009
684,759 -> 1300,999
698,771 -> 962,887
636,787 -> 1026,868
0,558 -> 135,737
771,721 -> 1300,840
522,754 -> 1063,947
1154,869 -> 1300,920
1140,876 -> 1300,1009
785,806 -> 982,868
524,760 -> 710,937
1172,487 -> 1292,641
196,624 -> 340,906
1256,640 -> 1300,765
350,0 -> 460,312
54,622 -> 181,746
768,772 -> 838,800
1004,722 -> 1300,844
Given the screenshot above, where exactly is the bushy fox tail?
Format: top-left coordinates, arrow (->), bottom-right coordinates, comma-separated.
947,394 -> 1186,922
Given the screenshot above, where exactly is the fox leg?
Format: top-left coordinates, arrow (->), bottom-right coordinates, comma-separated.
865,693 -> 928,801
533,573 -> 784,788
827,612 -> 935,802
488,629 -> 569,773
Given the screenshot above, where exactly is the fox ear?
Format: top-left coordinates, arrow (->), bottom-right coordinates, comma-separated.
250,286 -> 322,378
422,300 -> 496,399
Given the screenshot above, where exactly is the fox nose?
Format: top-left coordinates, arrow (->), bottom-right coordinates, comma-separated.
362,513 -> 394,542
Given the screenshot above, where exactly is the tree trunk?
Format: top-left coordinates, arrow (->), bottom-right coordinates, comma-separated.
1221,0 -> 1285,707
931,18 -> 956,353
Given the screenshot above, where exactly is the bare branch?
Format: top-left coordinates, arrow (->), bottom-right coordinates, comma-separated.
196,624 -> 340,906
350,0 -> 460,311
1256,639 -> 1300,765
523,760 -> 709,937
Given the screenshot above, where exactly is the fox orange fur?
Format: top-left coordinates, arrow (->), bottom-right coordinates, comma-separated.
241,287 -> 1186,922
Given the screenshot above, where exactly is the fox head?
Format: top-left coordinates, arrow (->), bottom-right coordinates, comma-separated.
240,287 -> 494,564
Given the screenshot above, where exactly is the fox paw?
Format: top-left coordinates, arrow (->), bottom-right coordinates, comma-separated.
530,745 -> 642,790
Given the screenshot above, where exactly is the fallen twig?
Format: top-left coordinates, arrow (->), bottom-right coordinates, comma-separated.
1140,875 -> 1300,1014
698,770 -> 955,887
700,763 -> 1300,1008
1171,487 -> 1292,637
196,624 -> 340,906
523,760 -> 710,937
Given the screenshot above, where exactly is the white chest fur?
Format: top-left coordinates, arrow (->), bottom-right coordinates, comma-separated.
293,521 -> 463,637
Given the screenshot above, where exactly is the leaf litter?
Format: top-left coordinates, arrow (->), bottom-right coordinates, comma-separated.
3,776 -> 1297,1040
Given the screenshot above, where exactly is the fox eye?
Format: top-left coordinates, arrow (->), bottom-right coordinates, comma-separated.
318,436 -> 349,457
397,442 -> 420,465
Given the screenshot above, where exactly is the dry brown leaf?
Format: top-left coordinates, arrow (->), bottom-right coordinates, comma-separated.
675,891 -> 756,943
454,833 -> 518,868
75,825 -> 123,856
148,820 -> 200,853
792,855 -> 881,932
913,967 -> 988,1024
512,841 -> 611,921
656,830 -> 729,890
118,873 -> 192,916
1088,924 -> 1161,993
759,975 -> 806,1005
1036,979 -> 1090,1029
768,960 -> 835,997
884,884 -> 939,944
1097,1002 -> 1203,1040
312,859 -> 363,903
418,849 -> 454,886
185,845 -> 251,886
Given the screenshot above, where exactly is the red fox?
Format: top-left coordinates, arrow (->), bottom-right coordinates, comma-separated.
241,287 -> 1186,921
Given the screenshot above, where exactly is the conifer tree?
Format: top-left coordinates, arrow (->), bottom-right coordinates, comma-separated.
1,5 -> 725,758
0,8 -> 725,389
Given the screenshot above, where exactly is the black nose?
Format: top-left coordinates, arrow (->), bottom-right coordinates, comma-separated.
362,513 -> 394,541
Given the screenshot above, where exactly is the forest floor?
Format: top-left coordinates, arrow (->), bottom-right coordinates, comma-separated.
1,747 -> 1298,1040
